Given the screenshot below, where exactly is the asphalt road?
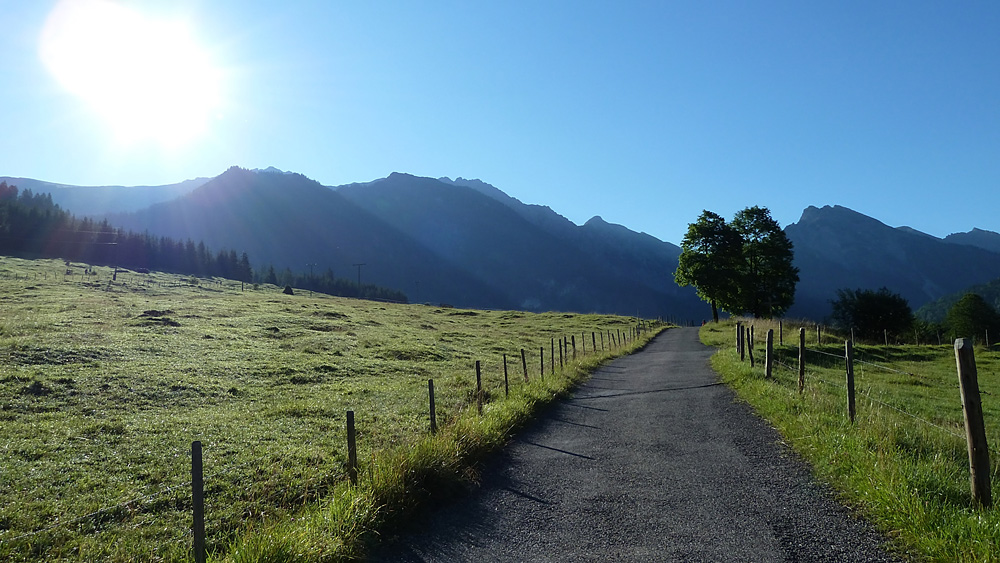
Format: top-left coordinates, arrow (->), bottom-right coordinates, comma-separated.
370,327 -> 903,562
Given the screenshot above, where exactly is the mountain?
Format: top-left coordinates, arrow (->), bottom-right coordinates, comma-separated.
335,173 -> 698,316
0,176 -> 209,216
110,167 -> 513,308
22,167 -> 1000,323
944,228 -> 1000,254
439,177 -> 684,303
8,167 -> 704,316
785,205 -> 1000,320
104,168 -> 704,317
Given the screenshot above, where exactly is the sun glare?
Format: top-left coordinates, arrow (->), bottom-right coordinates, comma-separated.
39,0 -> 222,148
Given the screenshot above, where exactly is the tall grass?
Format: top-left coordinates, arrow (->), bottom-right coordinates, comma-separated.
703,319 -> 1000,561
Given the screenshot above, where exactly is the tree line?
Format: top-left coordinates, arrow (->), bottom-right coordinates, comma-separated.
831,287 -> 1000,345
0,181 -> 254,281
0,181 -> 407,302
256,267 -> 407,302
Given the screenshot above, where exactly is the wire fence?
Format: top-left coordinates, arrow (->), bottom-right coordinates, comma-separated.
0,319 -> 656,558
737,324 -> 995,461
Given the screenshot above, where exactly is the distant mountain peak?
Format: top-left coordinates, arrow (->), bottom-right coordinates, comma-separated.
251,166 -> 291,175
944,227 -> 1000,254
795,204 -> 888,228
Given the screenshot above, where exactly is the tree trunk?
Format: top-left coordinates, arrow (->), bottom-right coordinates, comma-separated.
711,300 -> 719,323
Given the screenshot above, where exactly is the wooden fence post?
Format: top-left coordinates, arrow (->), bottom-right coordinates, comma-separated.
798,327 -> 805,394
559,339 -> 564,368
817,324 -> 821,345
738,322 -> 745,362
347,411 -> 358,484
600,331 -> 605,350
955,338 -> 992,508
503,353 -> 508,390
846,341 -> 856,423
428,380 -> 437,434
592,332 -> 597,352
192,441 -> 205,563
572,335 -> 576,360
779,321 -> 783,346
520,348 -> 528,383
540,346 -> 544,378
747,326 -> 754,367
551,338 -> 555,374
884,329 -> 889,347
475,361 -> 483,415
765,329 -> 774,378
581,333 -> 586,354
504,355 -> 510,397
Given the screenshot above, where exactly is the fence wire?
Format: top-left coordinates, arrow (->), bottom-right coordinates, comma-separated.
2,323 -> 636,552
742,342 -> 992,455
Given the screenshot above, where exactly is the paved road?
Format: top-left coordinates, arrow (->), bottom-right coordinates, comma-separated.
371,328 -> 903,562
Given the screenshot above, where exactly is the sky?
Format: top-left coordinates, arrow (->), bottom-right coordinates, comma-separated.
1,0 -> 997,246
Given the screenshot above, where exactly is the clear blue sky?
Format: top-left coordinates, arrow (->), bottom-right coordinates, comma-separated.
1,1 -> 997,245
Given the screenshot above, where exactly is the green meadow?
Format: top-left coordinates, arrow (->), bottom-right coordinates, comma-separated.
703,319 -> 1000,562
0,257 -> 661,561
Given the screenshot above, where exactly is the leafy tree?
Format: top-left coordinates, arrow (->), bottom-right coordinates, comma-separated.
731,206 -> 798,318
830,287 -> 913,342
675,206 -> 798,319
674,211 -> 741,322
946,293 -> 1000,344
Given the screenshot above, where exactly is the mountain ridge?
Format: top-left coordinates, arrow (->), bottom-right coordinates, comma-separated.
784,205 -> 1000,319
8,169 -> 1000,322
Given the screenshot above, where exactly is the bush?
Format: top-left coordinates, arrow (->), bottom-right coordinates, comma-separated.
830,287 -> 913,342
946,293 -> 1000,344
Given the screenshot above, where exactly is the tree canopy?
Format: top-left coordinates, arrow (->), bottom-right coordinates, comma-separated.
673,211 -> 741,322
675,206 -> 798,320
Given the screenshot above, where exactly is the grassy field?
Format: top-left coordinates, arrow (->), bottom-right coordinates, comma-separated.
0,257 -> 662,561
703,318 -> 1000,562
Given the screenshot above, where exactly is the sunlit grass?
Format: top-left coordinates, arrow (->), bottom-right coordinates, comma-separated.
0,257 -> 662,561
703,318 -> 1000,561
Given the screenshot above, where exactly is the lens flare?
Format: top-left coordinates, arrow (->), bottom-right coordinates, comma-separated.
39,0 -> 222,147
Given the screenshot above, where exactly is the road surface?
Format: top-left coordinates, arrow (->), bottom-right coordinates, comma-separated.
371,327 -> 902,562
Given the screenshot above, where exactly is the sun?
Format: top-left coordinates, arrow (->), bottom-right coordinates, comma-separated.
39,0 -> 223,148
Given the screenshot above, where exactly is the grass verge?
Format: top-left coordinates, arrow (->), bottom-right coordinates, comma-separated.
702,318 -> 1000,562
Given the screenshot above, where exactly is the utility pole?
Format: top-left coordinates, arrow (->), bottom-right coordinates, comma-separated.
352,263 -> 366,287
306,263 -> 317,278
